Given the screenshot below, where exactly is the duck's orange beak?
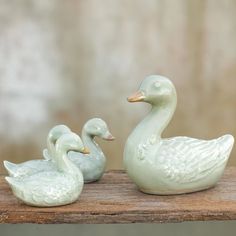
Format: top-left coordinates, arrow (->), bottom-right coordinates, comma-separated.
127,91 -> 145,102
81,147 -> 90,154
103,133 -> 115,141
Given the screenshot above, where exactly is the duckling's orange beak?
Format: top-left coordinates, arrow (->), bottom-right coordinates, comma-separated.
81,147 -> 90,154
127,91 -> 145,102
103,133 -> 115,141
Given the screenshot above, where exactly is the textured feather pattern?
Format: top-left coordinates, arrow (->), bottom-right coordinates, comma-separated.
156,134 -> 234,183
6,171 -> 83,206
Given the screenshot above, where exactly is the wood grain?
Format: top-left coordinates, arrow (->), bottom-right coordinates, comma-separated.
1,168 -> 236,224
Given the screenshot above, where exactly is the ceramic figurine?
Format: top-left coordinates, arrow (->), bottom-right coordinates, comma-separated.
68,118 -> 114,183
124,75 -> 234,195
43,125 -> 71,160
5,133 -> 89,207
3,125 -> 73,178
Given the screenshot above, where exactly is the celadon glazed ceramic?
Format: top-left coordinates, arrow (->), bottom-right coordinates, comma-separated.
4,125 -> 73,178
124,75 -> 234,195
5,133 -> 89,207
43,125 -> 72,160
68,118 -> 115,183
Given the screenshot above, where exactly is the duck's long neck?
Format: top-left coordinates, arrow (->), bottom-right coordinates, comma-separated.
129,99 -> 176,145
82,129 -> 103,158
56,149 -> 82,178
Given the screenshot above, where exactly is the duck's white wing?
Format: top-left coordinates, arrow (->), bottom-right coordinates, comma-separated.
158,135 -> 234,183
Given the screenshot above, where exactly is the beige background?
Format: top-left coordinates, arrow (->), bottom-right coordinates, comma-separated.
0,0 -> 235,173
0,1 -> 236,235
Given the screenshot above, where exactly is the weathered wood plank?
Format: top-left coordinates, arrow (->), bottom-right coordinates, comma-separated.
0,168 -> 236,224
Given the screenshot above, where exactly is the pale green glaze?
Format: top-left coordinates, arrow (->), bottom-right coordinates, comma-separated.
5,133 -> 85,207
68,118 -> 115,183
124,75 -> 234,195
4,120 -> 114,184
44,125 -> 71,160
4,125 -> 71,178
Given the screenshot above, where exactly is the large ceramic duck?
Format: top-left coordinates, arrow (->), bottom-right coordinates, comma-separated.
124,75 -> 234,195
5,132 -> 88,207
3,125 -> 75,178
68,118 -> 115,183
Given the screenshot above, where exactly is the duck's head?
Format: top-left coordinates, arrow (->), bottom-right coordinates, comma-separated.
128,75 -> 177,105
56,132 -> 90,154
48,125 -> 71,145
83,118 -> 115,141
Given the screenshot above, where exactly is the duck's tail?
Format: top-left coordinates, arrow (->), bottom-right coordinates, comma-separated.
5,176 -> 16,186
218,134 -> 234,160
5,176 -> 23,194
5,176 -> 21,188
3,161 -> 18,177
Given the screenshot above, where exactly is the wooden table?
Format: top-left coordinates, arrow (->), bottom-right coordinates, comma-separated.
0,168 -> 236,224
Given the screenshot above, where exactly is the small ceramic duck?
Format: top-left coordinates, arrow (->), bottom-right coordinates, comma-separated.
43,125 -> 71,160
68,118 -> 115,183
4,125 -> 72,178
5,132 -> 88,207
124,75 -> 234,195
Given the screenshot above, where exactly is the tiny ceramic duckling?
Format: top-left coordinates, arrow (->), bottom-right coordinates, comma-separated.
68,118 -> 115,183
5,132 -> 89,207
4,125 -> 72,178
124,75 -> 234,195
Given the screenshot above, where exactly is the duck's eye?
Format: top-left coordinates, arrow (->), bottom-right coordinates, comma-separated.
154,82 -> 161,88
95,127 -> 101,131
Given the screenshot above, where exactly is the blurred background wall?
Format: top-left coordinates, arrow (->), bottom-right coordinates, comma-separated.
0,0 -> 235,173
